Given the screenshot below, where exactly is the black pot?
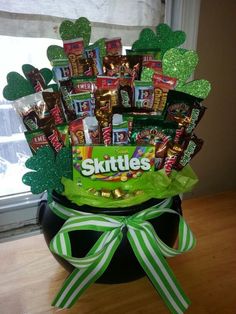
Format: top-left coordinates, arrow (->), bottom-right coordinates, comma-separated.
38,192 -> 182,284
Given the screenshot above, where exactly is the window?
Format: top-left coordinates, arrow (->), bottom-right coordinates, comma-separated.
0,0 -> 201,239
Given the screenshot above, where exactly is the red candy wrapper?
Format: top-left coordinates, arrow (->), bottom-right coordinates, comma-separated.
143,60 -> 162,74
69,118 -> 86,145
96,76 -> 119,108
63,38 -> 84,77
105,37 -> 122,56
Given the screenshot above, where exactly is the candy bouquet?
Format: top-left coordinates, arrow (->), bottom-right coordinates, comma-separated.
3,18 -> 211,313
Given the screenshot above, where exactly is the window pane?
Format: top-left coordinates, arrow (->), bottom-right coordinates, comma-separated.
0,36 -> 60,197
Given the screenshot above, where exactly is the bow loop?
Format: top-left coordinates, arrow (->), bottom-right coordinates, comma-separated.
49,198 -> 195,313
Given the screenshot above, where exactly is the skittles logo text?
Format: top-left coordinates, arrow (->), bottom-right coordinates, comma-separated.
80,154 -> 151,176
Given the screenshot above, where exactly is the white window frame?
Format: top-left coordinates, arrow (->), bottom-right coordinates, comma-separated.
0,0 -> 201,239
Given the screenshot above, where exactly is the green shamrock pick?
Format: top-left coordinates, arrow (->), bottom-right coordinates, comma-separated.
3,72 -> 35,101
163,48 -> 211,99
22,64 -> 53,86
163,48 -> 199,85
22,146 -> 72,202
132,23 -> 186,59
47,45 -> 68,64
176,79 -> 211,99
59,17 -> 91,47
3,64 -> 57,101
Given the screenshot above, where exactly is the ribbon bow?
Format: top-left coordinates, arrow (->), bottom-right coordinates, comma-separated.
49,198 -> 195,314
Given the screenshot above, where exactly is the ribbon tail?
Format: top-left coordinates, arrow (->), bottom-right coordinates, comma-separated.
52,230 -> 122,309
127,228 -> 190,314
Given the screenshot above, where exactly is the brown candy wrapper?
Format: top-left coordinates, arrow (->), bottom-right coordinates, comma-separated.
96,76 -> 119,107
25,68 -> 46,92
94,90 -> 113,145
42,91 -> 66,125
40,117 -> 64,153
60,79 -> 77,122
164,144 -> 182,176
77,58 -> 98,77
103,55 -> 142,80
175,134 -> 204,170
165,90 -> 206,136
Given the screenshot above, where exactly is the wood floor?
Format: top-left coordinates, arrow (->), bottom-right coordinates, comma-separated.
0,191 -> 236,314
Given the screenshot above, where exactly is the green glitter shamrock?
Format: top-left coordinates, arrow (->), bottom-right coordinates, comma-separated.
132,23 -> 186,59
163,48 -> 211,99
3,64 -> 57,101
47,45 -> 68,64
22,146 -> 72,202
59,17 -> 91,47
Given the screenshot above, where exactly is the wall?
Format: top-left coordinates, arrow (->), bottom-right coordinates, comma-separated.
187,0 -> 236,197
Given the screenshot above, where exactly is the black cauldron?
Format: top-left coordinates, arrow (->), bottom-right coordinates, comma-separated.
38,192 -> 182,284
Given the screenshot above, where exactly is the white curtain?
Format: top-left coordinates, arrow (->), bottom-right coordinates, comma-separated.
0,0 -> 165,45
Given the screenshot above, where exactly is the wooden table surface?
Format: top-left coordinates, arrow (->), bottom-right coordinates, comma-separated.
0,191 -> 236,314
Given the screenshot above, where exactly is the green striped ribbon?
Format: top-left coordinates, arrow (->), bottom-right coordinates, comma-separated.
49,198 -> 196,313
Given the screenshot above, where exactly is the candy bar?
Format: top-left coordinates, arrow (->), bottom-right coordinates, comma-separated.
63,38 -> 84,77
153,73 -> 177,115
42,91 -> 66,125
94,90 -> 113,145
165,90 -> 206,135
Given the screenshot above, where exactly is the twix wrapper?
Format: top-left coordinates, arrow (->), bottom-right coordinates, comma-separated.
40,117 -> 64,153
25,68 -> 46,92
164,144 -> 182,176
42,91 -> 66,125
94,90 -> 113,145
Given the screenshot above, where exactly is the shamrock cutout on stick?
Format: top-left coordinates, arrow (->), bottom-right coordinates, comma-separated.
59,17 -> 91,47
163,48 -> 199,86
3,64 -> 57,101
47,45 -> 68,64
132,23 -> 186,59
22,146 -> 72,201
163,48 -> 211,99
3,72 -> 35,101
176,79 -> 211,99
